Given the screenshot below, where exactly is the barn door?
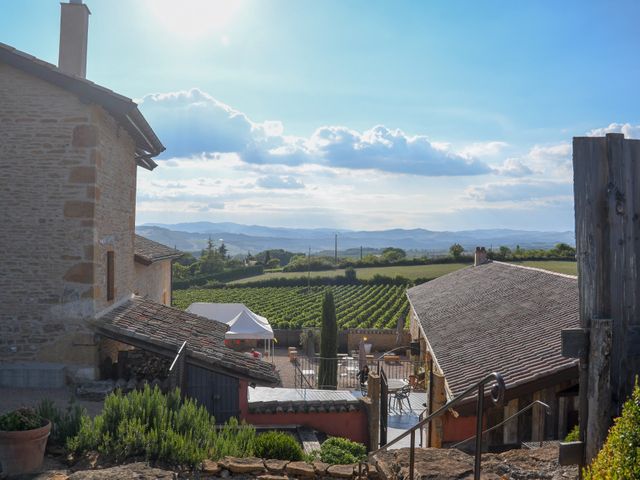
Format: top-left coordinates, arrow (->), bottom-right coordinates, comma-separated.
186,364 -> 240,424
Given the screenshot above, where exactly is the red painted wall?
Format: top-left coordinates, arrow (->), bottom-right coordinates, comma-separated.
238,381 -> 369,444
442,413 -> 484,443
245,410 -> 369,444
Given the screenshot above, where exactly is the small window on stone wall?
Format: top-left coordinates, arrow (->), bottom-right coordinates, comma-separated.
107,251 -> 115,301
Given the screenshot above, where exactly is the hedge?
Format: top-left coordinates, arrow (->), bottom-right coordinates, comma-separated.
173,265 -> 264,290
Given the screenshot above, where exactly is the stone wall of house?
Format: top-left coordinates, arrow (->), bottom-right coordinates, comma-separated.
0,63 -> 139,379
91,105 -> 137,313
134,260 -> 171,305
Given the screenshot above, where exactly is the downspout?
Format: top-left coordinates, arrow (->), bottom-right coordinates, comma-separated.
170,259 -> 174,306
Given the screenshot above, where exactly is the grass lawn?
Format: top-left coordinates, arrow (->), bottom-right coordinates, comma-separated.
510,260 -> 577,275
230,260 -> 577,284
230,263 -> 471,283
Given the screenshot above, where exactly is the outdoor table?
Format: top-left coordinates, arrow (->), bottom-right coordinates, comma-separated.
387,378 -> 408,392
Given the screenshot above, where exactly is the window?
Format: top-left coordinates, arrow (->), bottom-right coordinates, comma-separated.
107,251 -> 114,301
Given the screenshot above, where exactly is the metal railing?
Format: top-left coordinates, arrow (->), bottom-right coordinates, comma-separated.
293,354 -> 422,390
450,400 -> 550,450
363,372 -> 506,480
293,357 -> 315,391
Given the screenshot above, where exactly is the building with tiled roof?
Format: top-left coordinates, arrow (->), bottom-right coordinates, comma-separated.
407,250 -> 579,449
97,296 -> 279,386
1,2 -> 277,421
133,235 -> 182,305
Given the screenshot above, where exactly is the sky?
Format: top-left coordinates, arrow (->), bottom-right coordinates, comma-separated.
2,0 -> 640,231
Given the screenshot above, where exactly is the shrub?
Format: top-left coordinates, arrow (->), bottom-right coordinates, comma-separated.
36,399 -> 85,447
564,424 -> 579,442
67,385 -> 256,466
0,408 -> 45,431
252,431 -> 303,461
320,437 -> 367,464
584,382 -> 640,479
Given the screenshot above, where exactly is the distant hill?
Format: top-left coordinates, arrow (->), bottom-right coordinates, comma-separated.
136,221 -> 575,257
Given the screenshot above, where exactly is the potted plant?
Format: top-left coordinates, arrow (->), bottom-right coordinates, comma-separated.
0,408 -> 51,476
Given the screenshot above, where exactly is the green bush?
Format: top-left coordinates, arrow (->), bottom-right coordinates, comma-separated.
36,399 -> 85,447
319,437 -> 367,464
0,408 -> 45,431
253,431 -> 303,461
584,382 -> 640,479
564,424 -> 579,442
67,385 -> 256,466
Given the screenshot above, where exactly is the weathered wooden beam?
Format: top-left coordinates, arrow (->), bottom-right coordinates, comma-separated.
572,133 -> 640,464
573,135 -> 610,465
559,441 -> 584,466
561,328 -> 589,359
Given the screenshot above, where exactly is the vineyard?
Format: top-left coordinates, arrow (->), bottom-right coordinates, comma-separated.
173,285 -> 410,329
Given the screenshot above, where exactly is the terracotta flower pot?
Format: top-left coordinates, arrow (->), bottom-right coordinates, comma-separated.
0,420 -> 51,476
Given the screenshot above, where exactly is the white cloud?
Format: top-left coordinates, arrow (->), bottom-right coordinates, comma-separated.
460,141 -> 508,158
139,88 -> 493,177
466,180 -> 572,203
495,158 -> 534,177
256,175 -> 305,189
588,123 -> 640,139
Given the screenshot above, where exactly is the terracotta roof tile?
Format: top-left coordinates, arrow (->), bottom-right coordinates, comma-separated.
134,235 -> 182,264
96,296 -> 279,385
407,261 -> 579,397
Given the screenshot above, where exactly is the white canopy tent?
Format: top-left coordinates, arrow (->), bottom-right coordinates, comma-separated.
186,303 -> 275,360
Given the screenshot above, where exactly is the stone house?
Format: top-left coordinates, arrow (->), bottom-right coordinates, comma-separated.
407,249 -> 579,450
0,1 -> 278,394
133,234 -> 182,305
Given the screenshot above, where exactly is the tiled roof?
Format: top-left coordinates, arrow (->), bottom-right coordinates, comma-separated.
248,387 -> 361,414
407,262 -> 579,397
249,399 -> 361,415
96,296 -> 279,385
134,235 -> 182,264
0,42 -> 164,168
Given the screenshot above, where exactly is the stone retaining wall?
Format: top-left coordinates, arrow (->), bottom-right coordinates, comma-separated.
201,457 -> 375,479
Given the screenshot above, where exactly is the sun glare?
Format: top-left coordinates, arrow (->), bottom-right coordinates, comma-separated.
146,0 -> 242,40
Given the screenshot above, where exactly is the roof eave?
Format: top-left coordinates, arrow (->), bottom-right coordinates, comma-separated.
0,42 -> 164,167
134,252 -> 183,265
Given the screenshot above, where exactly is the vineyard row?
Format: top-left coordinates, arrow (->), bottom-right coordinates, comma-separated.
172,285 -> 410,330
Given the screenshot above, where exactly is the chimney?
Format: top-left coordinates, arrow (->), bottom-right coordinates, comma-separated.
474,246 -> 487,266
58,0 -> 91,78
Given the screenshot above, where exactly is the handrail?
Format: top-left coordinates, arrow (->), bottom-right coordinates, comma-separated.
364,372 -> 506,480
169,340 -> 187,372
450,400 -> 550,449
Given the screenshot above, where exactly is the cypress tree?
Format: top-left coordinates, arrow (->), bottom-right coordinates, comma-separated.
318,290 -> 338,389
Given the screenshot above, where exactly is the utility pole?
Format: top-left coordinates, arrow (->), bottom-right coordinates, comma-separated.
360,245 -> 363,261
307,246 -> 311,293
334,233 -> 338,264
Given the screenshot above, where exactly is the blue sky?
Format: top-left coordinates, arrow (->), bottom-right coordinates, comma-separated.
3,0 -> 640,231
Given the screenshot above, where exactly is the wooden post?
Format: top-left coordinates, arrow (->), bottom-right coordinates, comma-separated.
503,399 -> 518,444
572,133 -> 640,462
429,371 -> 446,448
366,372 -> 381,451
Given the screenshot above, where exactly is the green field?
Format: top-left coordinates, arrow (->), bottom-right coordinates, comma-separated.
173,285 -> 409,329
512,260 -> 577,275
230,263 -> 471,284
